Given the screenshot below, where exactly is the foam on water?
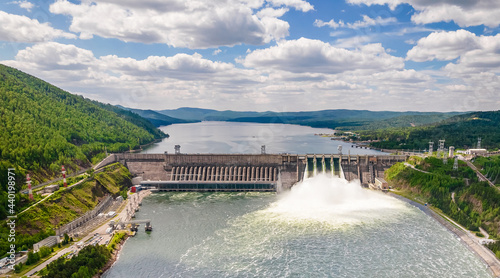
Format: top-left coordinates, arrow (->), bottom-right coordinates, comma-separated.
264,174 -> 411,228
104,176 -> 493,278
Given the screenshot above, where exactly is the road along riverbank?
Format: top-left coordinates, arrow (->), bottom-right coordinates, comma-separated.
389,193 -> 500,278
100,189 -> 152,277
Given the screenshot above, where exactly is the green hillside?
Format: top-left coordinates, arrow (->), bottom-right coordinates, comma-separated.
0,64 -> 166,219
0,163 -> 131,258
0,64 -> 165,175
358,110 -> 500,150
116,105 -> 192,127
386,157 -> 500,256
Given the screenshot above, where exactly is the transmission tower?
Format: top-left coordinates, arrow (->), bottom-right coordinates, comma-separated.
428,141 -> 434,156
453,157 -> 459,170
437,140 -> 445,158
443,148 -> 448,164
261,145 -> 266,154
174,145 -> 181,154
478,137 -> 482,149
338,145 -> 343,155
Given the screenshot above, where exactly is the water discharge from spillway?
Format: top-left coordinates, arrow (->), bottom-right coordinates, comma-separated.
174,175 -> 417,277
104,174 -> 492,278
266,174 -> 407,227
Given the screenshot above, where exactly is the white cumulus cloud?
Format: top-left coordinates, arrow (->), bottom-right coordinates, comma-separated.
48,0 -> 311,49
315,15 -> 396,30
241,37 -> 404,74
10,0 -> 34,12
406,30 -> 481,62
7,40 -> 500,112
267,0 -> 314,12
0,11 -> 76,42
347,0 -> 500,27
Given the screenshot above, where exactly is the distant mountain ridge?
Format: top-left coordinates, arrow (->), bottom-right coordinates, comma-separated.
116,105 -> 192,127
154,107 -> 463,130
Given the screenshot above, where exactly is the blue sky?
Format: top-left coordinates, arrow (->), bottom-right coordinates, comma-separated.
1,0 -> 500,112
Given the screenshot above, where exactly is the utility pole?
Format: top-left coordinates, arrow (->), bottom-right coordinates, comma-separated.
62,165 -> 67,187
27,174 -> 33,200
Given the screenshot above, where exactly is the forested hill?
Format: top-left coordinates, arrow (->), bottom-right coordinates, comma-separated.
359,110 -> 500,150
0,64 -> 166,183
116,105 -> 192,127
157,107 -> 461,130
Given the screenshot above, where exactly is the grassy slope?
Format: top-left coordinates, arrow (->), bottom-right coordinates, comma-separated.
474,156 -> 500,186
0,163 -> 131,257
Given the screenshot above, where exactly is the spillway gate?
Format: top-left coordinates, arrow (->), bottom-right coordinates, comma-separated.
97,153 -> 408,192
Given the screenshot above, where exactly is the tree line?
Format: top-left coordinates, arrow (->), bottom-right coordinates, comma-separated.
0,64 -> 165,220
386,157 -> 500,256
356,111 -> 500,150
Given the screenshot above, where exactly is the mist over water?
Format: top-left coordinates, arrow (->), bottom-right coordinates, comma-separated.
104,175 -> 492,278
267,174 -> 408,227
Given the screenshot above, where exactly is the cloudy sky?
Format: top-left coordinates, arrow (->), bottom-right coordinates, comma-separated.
1,0 -> 499,112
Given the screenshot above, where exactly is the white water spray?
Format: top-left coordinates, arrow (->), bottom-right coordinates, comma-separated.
264,174 -> 409,227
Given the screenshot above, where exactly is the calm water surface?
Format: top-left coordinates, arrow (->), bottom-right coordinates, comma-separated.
141,121 -> 384,155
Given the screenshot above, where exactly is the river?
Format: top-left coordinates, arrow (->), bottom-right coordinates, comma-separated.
103,122 -> 491,277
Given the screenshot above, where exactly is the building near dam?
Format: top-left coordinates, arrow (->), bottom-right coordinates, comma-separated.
96,153 -> 407,192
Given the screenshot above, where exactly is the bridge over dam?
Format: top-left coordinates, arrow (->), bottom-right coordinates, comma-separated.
98,153 -> 408,192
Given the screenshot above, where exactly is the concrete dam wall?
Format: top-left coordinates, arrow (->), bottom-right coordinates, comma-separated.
99,153 -> 408,192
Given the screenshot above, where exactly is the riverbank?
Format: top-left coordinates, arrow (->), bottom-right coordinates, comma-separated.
99,233 -> 129,277
99,189 -> 152,277
389,192 -> 500,277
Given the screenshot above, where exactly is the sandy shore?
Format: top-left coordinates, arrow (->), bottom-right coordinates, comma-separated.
390,193 -> 500,278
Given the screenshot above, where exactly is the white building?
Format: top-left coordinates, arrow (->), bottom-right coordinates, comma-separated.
465,149 -> 487,155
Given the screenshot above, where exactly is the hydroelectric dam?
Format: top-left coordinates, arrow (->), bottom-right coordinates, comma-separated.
97,153 -> 408,192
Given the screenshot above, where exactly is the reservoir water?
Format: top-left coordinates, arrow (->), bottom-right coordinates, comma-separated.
104,122 -> 492,277
141,121 -> 384,155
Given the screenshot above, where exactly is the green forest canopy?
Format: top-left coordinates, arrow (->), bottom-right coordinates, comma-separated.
0,64 -> 165,178
357,110 -> 500,150
0,64 -> 165,221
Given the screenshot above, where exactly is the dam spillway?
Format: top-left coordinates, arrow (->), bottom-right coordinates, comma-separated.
97,153 -> 407,192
